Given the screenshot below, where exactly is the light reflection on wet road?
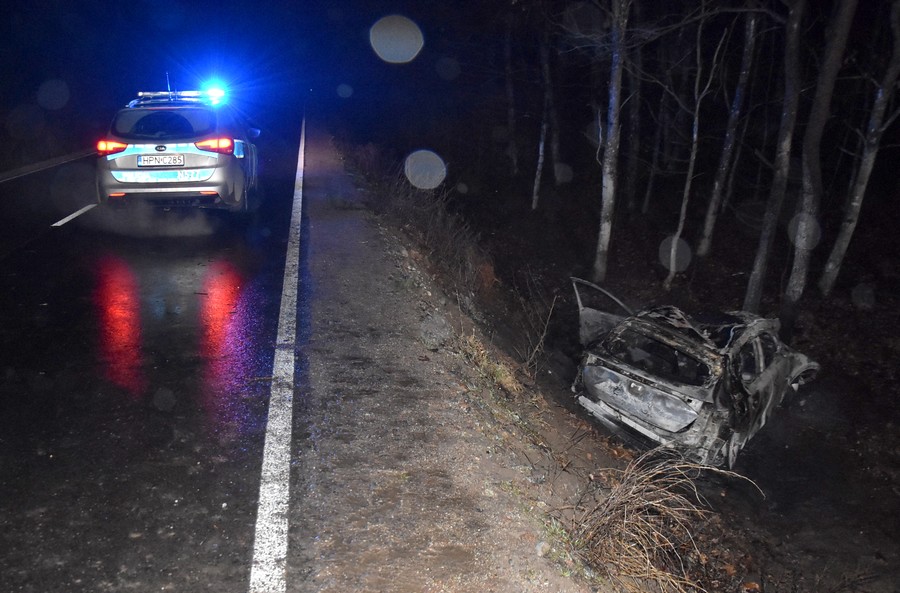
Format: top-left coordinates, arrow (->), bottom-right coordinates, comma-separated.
0,146 -> 298,592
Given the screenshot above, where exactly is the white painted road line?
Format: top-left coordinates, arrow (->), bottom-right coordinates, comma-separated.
51,204 -> 97,227
249,117 -> 306,593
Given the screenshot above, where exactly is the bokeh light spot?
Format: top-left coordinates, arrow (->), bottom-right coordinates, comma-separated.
51,162 -> 94,211
370,15 -> 424,64
491,126 -> 509,143
787,213 -> 822,250
5,104 -> 45,139
658,236 -> 692,272
337,83 -> 354,98
456,182 -> 469,194
851,282 -> 876,310
404,150 -> 446,190
435,57 -> 461,80
37,79 -> 70,110
554,162 -> 574,184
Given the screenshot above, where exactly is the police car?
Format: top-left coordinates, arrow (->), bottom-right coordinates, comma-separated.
96,88 -> 259,213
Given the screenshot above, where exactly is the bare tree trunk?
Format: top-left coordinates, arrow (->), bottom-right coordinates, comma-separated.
698,11 -> 758,258
504,17 -> 519,177
532,35 -> 554,210
664,26 -> 693,173
642,91 -> 667,214
539,33 -> 562,186
591,0 -> 630,283
624,0 -> 643,210
532,88 -> 549,210
550,90 -> 562,186
662,110 -> 700,291
537,33 -> 562,186
743,0 -> 806,313
663,24 -> 725,291
781,0 -> 858,339
819,0 -> 900,296
723,114 -> 749,212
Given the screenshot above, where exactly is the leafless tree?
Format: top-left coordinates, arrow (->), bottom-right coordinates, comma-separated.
532,34 -> 551,210
623,0 -> 643,211
532,28 -> 564,209
591,0 -> 632,283
642,90 -> 668,214
698,10 -> 758,258
818,0 -> 900,296
781,0 -> 858,338
663,19 -> 727,291
743,0 -> 806,313
543,32 -> 562,186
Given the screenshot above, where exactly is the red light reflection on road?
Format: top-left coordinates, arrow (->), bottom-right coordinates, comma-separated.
200,260 -> 251,429
94,255 -> 146,397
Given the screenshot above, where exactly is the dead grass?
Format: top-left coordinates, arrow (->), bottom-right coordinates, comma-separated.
457,331 -> 523,396
339,141 -> 750,593
511,269 -> 558,378
341,142 -> 568,383
345,150 -> 495,313
570,449 -> 747,593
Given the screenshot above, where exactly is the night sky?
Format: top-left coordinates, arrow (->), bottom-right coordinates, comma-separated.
0,0 -> 487,167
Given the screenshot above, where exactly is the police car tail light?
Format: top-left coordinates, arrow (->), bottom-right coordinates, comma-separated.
195,137 -> 234,154
97,140 -> 127,155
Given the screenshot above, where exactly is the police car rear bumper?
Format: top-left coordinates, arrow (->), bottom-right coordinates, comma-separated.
97,168 -> 242,210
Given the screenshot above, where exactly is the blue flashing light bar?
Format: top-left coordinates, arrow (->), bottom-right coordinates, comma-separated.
130,85 -> 228,107
201,80 -> 228,105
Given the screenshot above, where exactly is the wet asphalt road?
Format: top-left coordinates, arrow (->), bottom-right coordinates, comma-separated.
0,122 -> 302,592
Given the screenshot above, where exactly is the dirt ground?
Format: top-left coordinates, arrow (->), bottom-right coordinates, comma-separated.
289,125 -> 899,593
286,126 -> 607,592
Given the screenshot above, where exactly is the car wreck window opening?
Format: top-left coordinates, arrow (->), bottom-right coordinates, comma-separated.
604,329 -> 711,387
735,340 -> 759,384
705,323 -> 743,350
759,333 -> 778,368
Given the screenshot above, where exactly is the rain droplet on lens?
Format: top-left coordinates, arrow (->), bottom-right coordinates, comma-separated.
404,150 -> 446,190
336,83 -> 353,98
153,387 -> 177,412
369,15 -> 424,64
37,79 -> 70,111
658,235 -> 692,272
851,282 -> 876,310
435,56 -> 460,80
787,213 -> 822,250
554,162 -> 574,184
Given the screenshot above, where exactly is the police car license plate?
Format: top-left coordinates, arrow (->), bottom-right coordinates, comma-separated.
138,154 -> 184,167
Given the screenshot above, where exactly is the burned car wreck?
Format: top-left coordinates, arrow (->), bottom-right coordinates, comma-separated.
570,278 -> 819,468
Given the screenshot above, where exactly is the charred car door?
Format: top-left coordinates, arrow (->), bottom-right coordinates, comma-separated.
571,278 -> 633,346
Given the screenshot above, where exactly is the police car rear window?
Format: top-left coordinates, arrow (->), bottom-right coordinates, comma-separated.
112,108 -> 217,140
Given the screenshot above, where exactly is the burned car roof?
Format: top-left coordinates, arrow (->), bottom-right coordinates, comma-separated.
571,278 -> 819,468
629,305 -> 777,354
